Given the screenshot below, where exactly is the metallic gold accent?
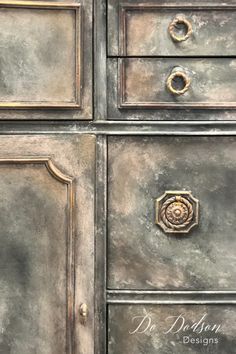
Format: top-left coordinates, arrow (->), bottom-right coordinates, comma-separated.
166,71 -> 191,96
79,303 -> 89,325
0,157 -> 75,353
156,191 -> 199,234
0,1 -> 80,8
0,1 -> 81,109
168,16 -> 193,42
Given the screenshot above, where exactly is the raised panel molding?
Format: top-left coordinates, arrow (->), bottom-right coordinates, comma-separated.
0,1 -> 81,109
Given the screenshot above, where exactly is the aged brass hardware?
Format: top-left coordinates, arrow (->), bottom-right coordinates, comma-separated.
168,16 -> 193,42
166,71 -> 191,96
79,303 -> 89,325
156,191 -> 199,234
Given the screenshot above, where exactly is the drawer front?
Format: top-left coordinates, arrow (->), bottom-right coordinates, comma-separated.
108,136 -> 236,290
108,305 -> 236,354
0,134 -> 95,354
0,0 -> 92,120
108,59 -> 236,120
115,58 -> 236,110
108,1 -> 236,56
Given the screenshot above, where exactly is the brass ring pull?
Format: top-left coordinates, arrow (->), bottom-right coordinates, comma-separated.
166,71 -> 191,96
168,16 -> 193,42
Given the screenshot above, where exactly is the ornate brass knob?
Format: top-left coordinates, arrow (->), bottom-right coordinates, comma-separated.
166,71 -> 191,96
79,303 -> 88,325
168,16 -> 193,42
155,191 -> 199,234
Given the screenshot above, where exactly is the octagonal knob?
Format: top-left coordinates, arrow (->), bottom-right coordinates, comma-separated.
155,191 -> 199,234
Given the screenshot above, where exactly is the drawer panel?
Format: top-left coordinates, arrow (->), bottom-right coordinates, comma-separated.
0,4 -> 79,108
108,1 -> 236,56
108,136 -> 236,290
108,305 -> 236,354
117,58 -> 236,110
0,0 -> 93,120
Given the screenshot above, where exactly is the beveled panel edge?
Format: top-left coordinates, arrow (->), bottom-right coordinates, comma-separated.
107,290 -> 236,294
0,1 -> 81,10
0,156 -> 73,183
3,121 -> 236,135
119,2 -> 236,56
94,0 -> 107,120
94,136 -> 108,354
0,157 -> 75,354
108,300 -> 236,305
107,290 -> 236,305
118,59 -> 236,110
0,1 -> 81,110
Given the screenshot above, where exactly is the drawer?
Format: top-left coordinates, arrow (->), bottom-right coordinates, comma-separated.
109,58 -> 236,113
108,1 -> 236,56
0,0 -> 92,120
108,136 -> 236,290
108,305 -> 236,353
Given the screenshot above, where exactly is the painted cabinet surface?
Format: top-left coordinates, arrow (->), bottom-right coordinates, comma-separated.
0,134 -> 95,354
0,0 -> 236,354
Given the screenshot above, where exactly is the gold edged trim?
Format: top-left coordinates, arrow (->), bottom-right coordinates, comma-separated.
0,1 -> 81,110
0,1 -> 81,10
0,157 -> 75,354
118,59 -> 236,110
119,1 -> 236,56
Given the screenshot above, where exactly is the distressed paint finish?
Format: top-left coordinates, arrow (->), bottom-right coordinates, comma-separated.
108,0 -> 236,56
107,0 -> 236,119
118,58 -> 236,109
0,7 -> 77,105
108,305 -> 236,354
108,136 -> 236,290
113,5 -> 236,56
0,134 -> 95,354
107,58 -> 236,120
0,161 -> 70,354
0,0 -> 93,120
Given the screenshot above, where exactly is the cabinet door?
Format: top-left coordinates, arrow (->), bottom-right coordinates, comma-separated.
0,134 -> 95,354
108,136 -> 236,290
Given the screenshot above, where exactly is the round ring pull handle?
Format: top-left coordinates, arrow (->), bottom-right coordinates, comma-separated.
166,71 -> 191,96
168,16 -> 193,42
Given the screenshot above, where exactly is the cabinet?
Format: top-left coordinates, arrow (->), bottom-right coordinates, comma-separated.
0,1 -> 236,354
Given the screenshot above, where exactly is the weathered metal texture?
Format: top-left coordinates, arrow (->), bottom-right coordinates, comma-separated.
155,191 -> 199,234
110,3 -> 236,56
108,305 -> 236,354
0,134 -> 95,354
108,136 -> 236,290
0,0 -> 92,120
